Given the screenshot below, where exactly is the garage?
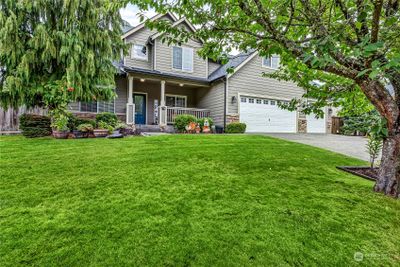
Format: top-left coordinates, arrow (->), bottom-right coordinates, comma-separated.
239,96 -> 297,133
306,112 -> 326,133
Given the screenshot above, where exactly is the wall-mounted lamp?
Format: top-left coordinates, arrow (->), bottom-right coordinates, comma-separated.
231,96 -> 237,104
140,78 -> 145,82
179,83 -> 184,87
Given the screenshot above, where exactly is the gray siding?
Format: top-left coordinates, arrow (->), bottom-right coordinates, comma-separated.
124,27 -> 155,70
208,61 -> 221,75
227,55 -> 304,114
197,81 -> 225,126
154,38 -> 207,79
115,76 -> 127,114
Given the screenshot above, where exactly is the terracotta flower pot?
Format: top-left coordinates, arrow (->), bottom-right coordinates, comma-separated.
52,130 -> 69,139
93,129 -> 109,138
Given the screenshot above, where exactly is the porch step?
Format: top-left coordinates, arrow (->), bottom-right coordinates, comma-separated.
135,125 -> 175,134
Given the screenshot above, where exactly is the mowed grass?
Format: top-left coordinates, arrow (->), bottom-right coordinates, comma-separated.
0,134 -> 399,266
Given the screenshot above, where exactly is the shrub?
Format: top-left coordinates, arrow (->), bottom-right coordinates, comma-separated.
197,117 -> 214,131
51,114 -> 69,131
77,123 -> 94,133
366,135 -> 383,169
19,114 -> 52,138
96,112 -> 118,127
174,114 -> 197,132
67,113 -> 96,130
115,122 -> 128,130
97,121 -> 114,133
225,122 -> 246,133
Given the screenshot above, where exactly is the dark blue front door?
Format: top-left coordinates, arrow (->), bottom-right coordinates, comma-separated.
134,94 -> 146,124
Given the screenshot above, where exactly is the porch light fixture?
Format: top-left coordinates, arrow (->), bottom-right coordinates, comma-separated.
179,83 -> 184,87
140,78 -> 145,82
231,96 -> 237,104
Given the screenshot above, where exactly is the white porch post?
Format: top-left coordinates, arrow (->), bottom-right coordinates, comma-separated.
126,76 -> 135,125
159,80 -> 167,126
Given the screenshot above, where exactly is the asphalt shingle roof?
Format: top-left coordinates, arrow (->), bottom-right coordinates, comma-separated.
208,51 -> 255,81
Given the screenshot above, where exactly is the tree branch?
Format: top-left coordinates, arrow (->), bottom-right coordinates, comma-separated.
371,0 -> 384,43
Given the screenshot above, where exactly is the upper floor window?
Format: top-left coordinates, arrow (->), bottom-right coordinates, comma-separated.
173,46 -> 193,72
262,55 -> 280,69
131,44 -> 148,61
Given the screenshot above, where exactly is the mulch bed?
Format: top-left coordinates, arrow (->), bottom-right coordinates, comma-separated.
336,166 -> 378,181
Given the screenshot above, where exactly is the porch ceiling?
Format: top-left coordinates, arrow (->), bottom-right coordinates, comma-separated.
123,66 -> 210,87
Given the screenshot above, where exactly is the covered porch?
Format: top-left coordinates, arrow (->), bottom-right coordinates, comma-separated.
125,72 -> 211,126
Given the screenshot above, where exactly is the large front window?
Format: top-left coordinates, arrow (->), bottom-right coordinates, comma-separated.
172,46 -> 193,72
80,100 -> 115,113
166,95 -> 187,108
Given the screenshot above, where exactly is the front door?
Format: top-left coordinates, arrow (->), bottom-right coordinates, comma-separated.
134,94 -> 146,124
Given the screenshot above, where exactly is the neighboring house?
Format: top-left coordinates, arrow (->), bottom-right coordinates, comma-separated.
68,12 -> 330,133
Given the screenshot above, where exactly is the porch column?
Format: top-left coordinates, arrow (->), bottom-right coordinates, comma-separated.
159,80 -> 167,126
126,76 -> 135,125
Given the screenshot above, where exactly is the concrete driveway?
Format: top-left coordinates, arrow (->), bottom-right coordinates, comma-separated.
261,133 -> 369,161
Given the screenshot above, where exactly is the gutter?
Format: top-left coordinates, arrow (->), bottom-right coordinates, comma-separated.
223,77 -> 227,130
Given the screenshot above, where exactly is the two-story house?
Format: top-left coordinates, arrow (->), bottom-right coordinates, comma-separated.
68,12 -> 329,133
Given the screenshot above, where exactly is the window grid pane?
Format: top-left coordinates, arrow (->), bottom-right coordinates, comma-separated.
173,47 -> 182,70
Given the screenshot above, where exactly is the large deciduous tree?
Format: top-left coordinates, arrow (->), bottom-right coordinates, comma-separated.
127,0 -> 399,197
0,0 -> 125,110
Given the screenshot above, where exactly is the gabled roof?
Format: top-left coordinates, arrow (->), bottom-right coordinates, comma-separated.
122,20 -> 133,34
208,51 -> 257,81
121,12 -> 178,39
149,17 -> 197,41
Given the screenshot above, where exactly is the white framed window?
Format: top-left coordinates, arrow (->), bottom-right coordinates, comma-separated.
172,46 -> 193,72
263,99 -> 269,105
256,99 -> 262,104
166,95 -> 187,108
270,100 -> 276,105
240,97 -> 247,103
248,98 -> 255,104
262,55 -> 280,69
80,100 -> 115,113
131,44 -> 148,61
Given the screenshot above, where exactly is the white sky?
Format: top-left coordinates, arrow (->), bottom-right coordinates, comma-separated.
120,4 -> 156,27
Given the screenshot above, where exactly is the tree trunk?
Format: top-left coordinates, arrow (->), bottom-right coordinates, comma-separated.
374,134 -> 400,198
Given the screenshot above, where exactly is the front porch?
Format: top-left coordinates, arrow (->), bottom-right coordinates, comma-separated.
125,74 -> 211,126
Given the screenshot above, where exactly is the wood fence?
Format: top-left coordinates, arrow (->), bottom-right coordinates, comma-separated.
0,107 -> 47,131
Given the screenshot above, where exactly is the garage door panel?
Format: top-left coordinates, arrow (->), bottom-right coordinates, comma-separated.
306,113 -> 326,133
240,97 -> 297,133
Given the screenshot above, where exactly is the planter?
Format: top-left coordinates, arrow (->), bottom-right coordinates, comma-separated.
93,129 -> 109,138
52,130 -> 69,139
72,130 -> 87,139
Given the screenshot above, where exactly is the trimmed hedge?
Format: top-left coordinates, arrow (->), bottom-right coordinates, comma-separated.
225,122 -> 247,133
19,114 -> 52,138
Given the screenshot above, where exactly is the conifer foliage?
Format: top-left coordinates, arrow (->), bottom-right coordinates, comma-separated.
0,0 -> 126,109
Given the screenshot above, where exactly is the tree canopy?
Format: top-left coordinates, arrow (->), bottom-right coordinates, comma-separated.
0,0 -> 126,109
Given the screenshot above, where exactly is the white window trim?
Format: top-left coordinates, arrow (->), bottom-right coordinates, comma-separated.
171,46 -> 194,73
79,100 -> 115,113
165,94 -> 188,108
131,43 -> 148,61
261,55 -> 280,70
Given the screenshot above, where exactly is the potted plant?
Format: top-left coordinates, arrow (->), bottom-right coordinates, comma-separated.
77,123 -> 94,138
51,114 -> 69,139
93,121 -> 112,137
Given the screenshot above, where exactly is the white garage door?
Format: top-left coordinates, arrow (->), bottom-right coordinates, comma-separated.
306,113 -> 326,133
239,96 -> 297,133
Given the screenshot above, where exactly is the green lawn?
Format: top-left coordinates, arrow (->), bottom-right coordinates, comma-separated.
0,135 -> 399,266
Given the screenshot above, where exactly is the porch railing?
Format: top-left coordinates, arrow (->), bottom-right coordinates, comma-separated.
166,107 -> 211,124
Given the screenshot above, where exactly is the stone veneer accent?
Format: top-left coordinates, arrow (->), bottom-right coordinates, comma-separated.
226,113 -> 240,124
298,118 -> 307,133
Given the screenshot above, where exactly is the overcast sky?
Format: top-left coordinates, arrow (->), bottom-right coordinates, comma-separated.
120,4 -> 156,26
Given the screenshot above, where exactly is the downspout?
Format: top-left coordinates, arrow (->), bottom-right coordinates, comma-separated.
223,77 -> 227,130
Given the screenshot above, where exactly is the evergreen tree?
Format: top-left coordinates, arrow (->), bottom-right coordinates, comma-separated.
0,0 -> 126,110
